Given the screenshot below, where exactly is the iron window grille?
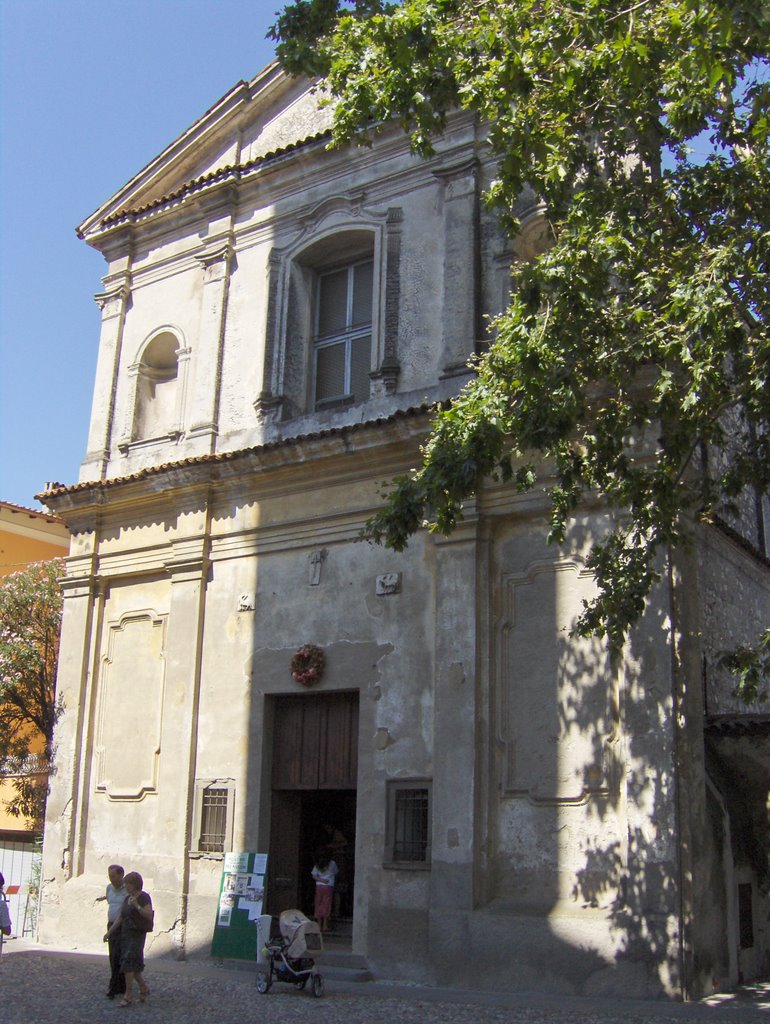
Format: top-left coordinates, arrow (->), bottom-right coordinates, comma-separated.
199,787 -> 228,853
191,779 -> 235,858
385,779 -> 432,868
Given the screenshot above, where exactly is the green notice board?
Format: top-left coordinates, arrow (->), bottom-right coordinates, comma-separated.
210,852 -> 268,960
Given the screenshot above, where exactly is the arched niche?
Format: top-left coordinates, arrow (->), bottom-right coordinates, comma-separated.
119,327 -> 190,452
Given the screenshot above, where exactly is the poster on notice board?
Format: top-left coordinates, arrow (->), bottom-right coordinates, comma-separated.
210,852 -> 268,960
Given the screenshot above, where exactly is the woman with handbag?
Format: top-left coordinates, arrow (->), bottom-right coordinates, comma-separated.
98,863 -> 126,998
104,870 -> 153,1007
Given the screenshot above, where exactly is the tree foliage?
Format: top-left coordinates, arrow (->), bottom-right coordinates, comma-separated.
271,0 -> 770,699
0,560 -> 64,832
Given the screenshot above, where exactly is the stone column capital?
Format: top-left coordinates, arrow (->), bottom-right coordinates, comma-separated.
195,239 -> 233,283
94,282 -> 131,319
432,157 -> 479,198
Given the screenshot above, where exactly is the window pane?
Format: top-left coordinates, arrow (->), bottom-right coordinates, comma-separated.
351,260 -> 373,327
350,334 -> 371,404
393,788 -> 429,862
199,787 -> 228,853
318,268 -> 348,336
316,341 -> 346,403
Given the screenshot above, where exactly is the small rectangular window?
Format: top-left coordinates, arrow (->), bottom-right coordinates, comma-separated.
199,787 -> 228,853
191,779 -> 235,858
318,269 -> 348,336
314,258 -> 373,408
350,334 -> 372,400
385,779 -> 431,868
315,341 -> 347,403
351,261 -> 374,326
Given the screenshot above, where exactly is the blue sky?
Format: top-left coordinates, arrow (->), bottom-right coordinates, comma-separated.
0,0 -> 279,509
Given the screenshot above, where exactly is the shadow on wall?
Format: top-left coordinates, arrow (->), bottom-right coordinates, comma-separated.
564,606 -> 683,992
479,515 -> 693,998
99,498 -> 733,999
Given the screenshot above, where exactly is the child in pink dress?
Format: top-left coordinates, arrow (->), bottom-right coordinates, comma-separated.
311,851 -> 338,933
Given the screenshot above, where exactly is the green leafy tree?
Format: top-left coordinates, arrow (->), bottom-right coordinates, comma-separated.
0,560 -> 64,833
271,0 -> 770,699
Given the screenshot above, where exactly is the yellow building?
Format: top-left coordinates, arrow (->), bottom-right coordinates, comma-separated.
0,501 -> 69,935
0,501 -> 69,580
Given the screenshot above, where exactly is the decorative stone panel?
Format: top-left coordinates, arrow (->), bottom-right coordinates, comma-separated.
95,609 -> 167,799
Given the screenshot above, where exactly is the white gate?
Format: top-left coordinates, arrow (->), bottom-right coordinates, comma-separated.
0,839 -> 38,937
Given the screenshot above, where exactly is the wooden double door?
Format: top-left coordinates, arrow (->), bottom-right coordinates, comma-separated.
267,691 -> 358,921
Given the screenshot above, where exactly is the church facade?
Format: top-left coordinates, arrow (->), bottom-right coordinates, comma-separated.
38,64 -> 770,998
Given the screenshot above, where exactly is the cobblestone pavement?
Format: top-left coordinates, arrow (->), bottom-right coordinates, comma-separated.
1,941 -> 768,1024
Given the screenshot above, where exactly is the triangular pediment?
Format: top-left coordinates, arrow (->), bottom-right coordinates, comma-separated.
77,62 -> 333,244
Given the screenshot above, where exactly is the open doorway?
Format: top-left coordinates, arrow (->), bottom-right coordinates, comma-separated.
299,789 -> 356,925
267,691 -> 358,937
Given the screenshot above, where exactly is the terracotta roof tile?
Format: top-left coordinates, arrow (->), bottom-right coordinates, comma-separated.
0,499 -> 65,523
36,404 -> 432,501
98,130 -> 333,232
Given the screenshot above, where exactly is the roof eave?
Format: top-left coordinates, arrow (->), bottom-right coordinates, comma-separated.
35,406 -> 434,514
76,60 -> 289,243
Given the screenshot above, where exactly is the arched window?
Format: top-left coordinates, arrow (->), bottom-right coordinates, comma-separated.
490,207 -> 553,331
282,229 -> 377,417
258,208 -> 402,425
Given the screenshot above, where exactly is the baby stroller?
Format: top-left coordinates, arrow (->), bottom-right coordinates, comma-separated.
256,909 -> 324,997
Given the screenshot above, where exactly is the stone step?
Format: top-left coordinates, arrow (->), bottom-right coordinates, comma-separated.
319,950 -> 367,968
216,949 -> 373,984
318,963 -> 373,983
229,940 -> 372,984
317,949 -> 373,982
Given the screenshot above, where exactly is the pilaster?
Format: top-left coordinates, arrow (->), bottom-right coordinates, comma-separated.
81,279 -> 131,478
254,249 -> 284,424
157,534 -> 211,955
187,237 -> 234,446
370,207 -> 402,396
434,160 -> 480,377
40,561 -> 100,934
430,514 -> 480,912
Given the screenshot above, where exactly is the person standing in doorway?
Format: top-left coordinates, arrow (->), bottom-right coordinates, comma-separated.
97,864 -> 126,999
322,822 -> 349,919
311,849 -> 338,933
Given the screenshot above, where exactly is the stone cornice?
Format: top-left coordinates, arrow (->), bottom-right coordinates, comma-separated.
37,406 -> 434,517
93,132 -> 331,240
76,63 -> 286,241
82,110 -> 479,255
